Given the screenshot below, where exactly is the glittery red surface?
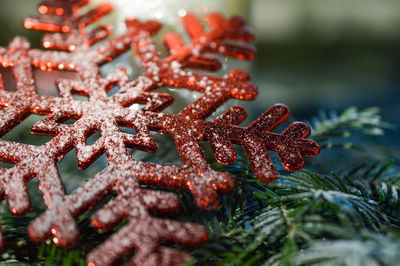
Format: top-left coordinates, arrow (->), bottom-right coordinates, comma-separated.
0,0 -> 319,265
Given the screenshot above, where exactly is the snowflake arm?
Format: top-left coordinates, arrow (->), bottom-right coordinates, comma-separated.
0,0 -> 319,264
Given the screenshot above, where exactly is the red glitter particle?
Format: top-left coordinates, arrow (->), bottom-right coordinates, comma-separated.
0,0 -> 319,265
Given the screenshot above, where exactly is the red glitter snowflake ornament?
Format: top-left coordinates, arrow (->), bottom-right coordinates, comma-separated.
0,1 -> 320,265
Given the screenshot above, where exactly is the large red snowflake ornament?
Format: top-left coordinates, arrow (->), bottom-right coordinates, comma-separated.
0,1 -> 320,265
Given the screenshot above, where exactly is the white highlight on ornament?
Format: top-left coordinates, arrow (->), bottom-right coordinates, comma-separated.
108,0 -> 224,33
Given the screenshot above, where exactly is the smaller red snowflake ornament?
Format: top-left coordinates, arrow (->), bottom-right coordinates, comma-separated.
0,0 -> 319,265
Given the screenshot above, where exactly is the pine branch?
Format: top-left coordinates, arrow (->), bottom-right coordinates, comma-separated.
310,107 -> 391,150
341,160 -> 400,224
190,158 -> 400,265
295,230 -> 400,266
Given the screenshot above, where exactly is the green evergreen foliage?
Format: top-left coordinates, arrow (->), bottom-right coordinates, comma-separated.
1,107 -> 398,265
310,107 -> 390,149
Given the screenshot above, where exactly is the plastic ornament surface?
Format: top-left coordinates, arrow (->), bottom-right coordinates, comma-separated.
0,0 -> 320,265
